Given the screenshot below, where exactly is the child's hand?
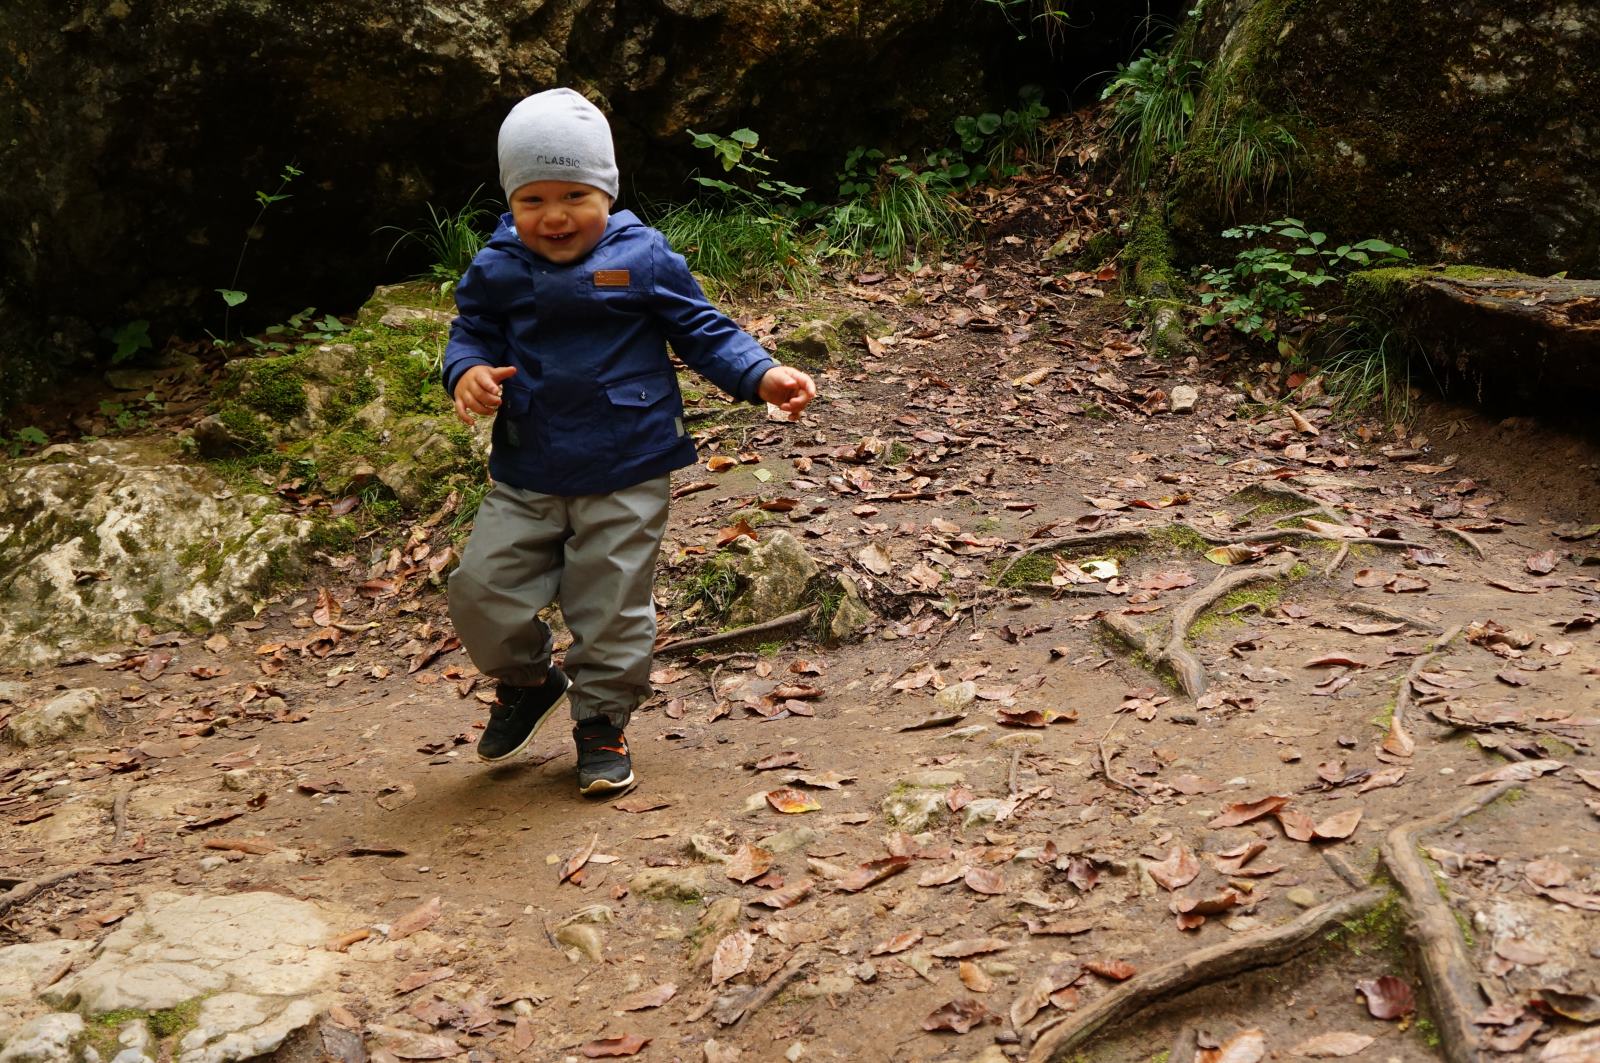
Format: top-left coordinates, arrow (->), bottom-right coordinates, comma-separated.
453,365 -> 519,425
757,366 -> 817,420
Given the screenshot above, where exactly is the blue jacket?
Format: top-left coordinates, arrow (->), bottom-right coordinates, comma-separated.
441,210 -> 775,496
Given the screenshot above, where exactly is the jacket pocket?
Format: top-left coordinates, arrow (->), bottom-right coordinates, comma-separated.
602,370 -> 681,454
496,381 -> 534,450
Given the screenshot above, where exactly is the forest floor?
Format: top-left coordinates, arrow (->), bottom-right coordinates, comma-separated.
3,175 -> 1600,1063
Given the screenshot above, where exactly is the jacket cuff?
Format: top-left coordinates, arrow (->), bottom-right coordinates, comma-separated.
442,356 -> 495,399
737,357 -> 778,404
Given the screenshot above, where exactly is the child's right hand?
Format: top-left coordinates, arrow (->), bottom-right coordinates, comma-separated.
453,365 -> 519,425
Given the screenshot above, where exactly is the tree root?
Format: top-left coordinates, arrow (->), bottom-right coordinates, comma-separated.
1379,782 -> 1517,1063
1392,623 -> 1464,745
1026,888 -> 1390,1061
1439,525 -> 1486,559
0,867 -> 84,918
655,606 -> 817,658
1244,481 -> 1348,526
1100,555 -> 1299,698
1029,786 -> 1518,1063
1346,602 -> 1442,634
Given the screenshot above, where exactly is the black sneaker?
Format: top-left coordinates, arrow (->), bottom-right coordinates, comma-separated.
574,718 -> 635,795
476,668 -> 570,763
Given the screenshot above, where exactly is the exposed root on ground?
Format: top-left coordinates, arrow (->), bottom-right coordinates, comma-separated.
656,606 -> 818,657
0,867 -> 84,918
1099,554 -> 1299,698
1380,782 -> 1518,1063
1031,785 -> 1521,1063
1390,623 -> 1464,750
1026,888 -> 1390,1061
1345,602 -> 1442,634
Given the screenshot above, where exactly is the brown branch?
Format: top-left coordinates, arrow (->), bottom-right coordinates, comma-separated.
1439,525 -> 1486,559
1323,543 -> 1349,577
728,950 -> 813,1027
655,606 -> 817,657
110,791 -> 129,848
1393,624 -> 1464,743
1026,888 -> 1389,1062
1378,783 -> 1516,1063
0,867 -> 85,917
1101,555 -> 1298,699
1345,602 -> 1442,634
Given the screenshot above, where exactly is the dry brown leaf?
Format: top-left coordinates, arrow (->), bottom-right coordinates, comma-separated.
765,788 -> 821,813
749,878 -> 814,910
561,834 -> 598,884
1146,843 -> 1200,891
870,930 -> 923,956
929,937 -> 1010,959
1198,1028 -> 1266,1063
579,1035 -> 650,1058
390,896 -> 441,939
1466,759 -> 1565,784
838,856 -> 912,892
1085,959 -> 1137,981
1010,963 -> 1082,1029
1313,808 -> 1363,841
1355,975 -> 1416,1019
724,844 -> 773,884
921,998 -> 996,1034
958,960 -> 994,992
1208,794 -> 1291,828
616,982 -> 676,1012
1290,1032 -> 1374,1058
964,866 -> 1008,895
710,931 -> 756,986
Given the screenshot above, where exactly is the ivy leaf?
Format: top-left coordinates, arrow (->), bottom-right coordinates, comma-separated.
217,289 -> 248,307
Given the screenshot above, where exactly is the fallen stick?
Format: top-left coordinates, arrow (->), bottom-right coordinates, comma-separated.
1026,888 -> 1389,1062
0,867 -> 85,917
1095,716 -> 1146,802
1321,849 -> 1368,891
1346,602 -> 1442,634
1378,782 -> 1516,1063
1101,555 -> 1298,698
729,950 -> 813,1026
1323,543 -> 1349,577
110,791 -> 129,847
655,606 -> 817,658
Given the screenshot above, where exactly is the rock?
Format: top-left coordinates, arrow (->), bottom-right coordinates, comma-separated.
44,891 -> 341,1015
898,770 -> 965,789
628,867 -> 708,904
725,532 -> 820,627
960,798 -> 1012,830
554,925 -> 604,963
690,898 -> 744,970
778,319 -> 840,369
0,1012 -> 84,1063
4,689 -> 106,747
794,972 -> 856,1000
219,769 -> 260,793
1169,384 -> 1198,413
0,680 -> 27,703
1287,887 -> 1317,909
189,415 -> 258,458
757,827 -> 825,854
0,440 -> 309,667
686,835 -> 731,863
0,1 -> 1021,346
378,306 -> 454,330
826,576 -> 874,642
935,681 -> 977,714
882,788 -> 946,834
1171,0 -> 1600,276
0,941 -> 94,1006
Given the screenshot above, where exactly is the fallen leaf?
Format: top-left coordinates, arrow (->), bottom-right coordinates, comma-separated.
921,998 -> 997,1034
1290,1032 -> 1374,1058
561,834 -> 598,884
1010,962 -> 1082,1028
579,1035 -> 650,1058
1209,794 -> 1291,828
1147,844 -> 1200,891
390,896 -> 441,939
749,878 -> 814,910
725,845 -> 774,884
959,960 -> 994,992
616,983 -> 676,1012
1084,959 -> 1137,981
1206,544 -> 1262,566
838,856 -> 912,892
612,795 -> 670,813
870,930 -> 923,956
1355,975 -> 1416,1019
1465,759 -> 1565,785
1538,1028 -> 1600,1063
765,788 -> 821,813
929,937 -> 1010,959
964,866 -> 1008,895
710,931 -> 756,986
1313,807 -> 1363,841
1198,1029 -> 1266,1063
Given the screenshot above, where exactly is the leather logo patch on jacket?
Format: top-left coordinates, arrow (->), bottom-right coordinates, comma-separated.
593,269 -> 631,287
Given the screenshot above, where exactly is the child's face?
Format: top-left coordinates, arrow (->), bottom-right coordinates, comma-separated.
509,180 -> 612,265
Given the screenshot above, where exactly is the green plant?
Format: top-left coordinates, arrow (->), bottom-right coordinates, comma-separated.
98,392 -> 164,434
243,306 -> 348,354
1206,112 -> 1301,218
1102,43 -> 1205,188
939,86 -> 1052,184
983,0 -> 1076,49
105,320 -> 153,365
1198,219 -> 1409,343
1312,312 -> 1430,423
378,187 -> 499,294
217,163 -> 302,339
825,148 -> 967,264
680,554 -> 741,619
1,425 -> 48,457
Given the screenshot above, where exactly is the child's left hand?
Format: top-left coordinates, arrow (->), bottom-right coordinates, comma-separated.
757,366 -> 817,419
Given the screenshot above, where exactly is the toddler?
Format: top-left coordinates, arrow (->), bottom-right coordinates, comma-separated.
443,88 -> 816,795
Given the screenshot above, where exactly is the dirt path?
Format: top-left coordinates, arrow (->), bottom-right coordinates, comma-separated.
3,239 -> 1599,1062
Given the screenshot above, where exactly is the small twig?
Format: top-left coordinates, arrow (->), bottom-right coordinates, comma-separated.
1323,543 -> 1349,577
1095,716 -> 1146,803
1027,888 -> 1389,1062
1346,602 -> 1442,634
110,791 -> 130,847
656,606 -> 817,657
1379,783 -> 1517,1063
730,951 -> 813,1027
1008,748 -> 1022,796
1439,525 -> 1486,559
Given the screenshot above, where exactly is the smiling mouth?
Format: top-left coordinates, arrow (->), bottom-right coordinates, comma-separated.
541,232 -> 576,243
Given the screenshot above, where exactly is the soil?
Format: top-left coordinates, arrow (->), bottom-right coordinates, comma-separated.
3,191 -> 1599,1063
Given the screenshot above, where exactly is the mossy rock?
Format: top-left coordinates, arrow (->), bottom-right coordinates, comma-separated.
775,309 -> 890,371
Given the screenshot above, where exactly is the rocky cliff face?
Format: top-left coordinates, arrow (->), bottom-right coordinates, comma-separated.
0,0 -> 1001,339
1170,0 -> 1600,276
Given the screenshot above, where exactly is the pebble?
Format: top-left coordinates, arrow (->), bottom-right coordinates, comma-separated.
1170,384 -> 1199,413
1287,887 -> 1317,908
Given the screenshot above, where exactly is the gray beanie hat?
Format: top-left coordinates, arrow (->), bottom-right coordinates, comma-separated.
497,88 -> 620,202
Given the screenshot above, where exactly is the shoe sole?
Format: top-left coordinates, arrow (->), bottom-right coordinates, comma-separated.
476,683 -> 571,764
577,771 -> 637,797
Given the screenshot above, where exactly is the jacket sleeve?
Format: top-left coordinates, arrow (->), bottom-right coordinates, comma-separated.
441,255 -> 508,398
647,234 -> 776,403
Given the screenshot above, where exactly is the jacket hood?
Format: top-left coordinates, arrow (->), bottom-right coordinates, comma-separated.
485,209 -> 645,262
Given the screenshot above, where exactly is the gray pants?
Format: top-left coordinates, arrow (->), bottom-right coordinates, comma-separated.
448,476 -> 669,729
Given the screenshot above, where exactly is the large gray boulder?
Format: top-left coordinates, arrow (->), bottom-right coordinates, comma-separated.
1169,0 -> 1600,276
0,0 -> 1008,340
0,440 -> 309,667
